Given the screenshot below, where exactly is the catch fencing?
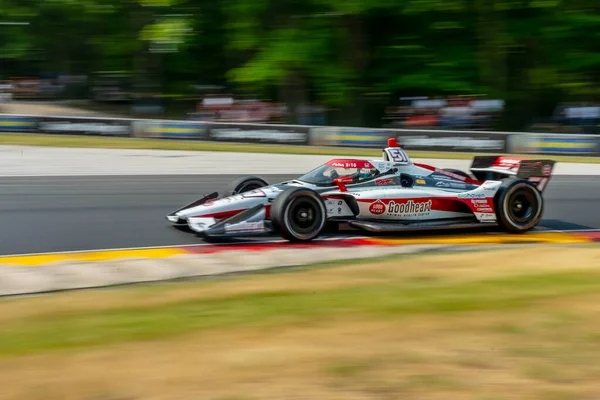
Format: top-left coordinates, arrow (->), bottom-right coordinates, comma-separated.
1,113 -> 599,156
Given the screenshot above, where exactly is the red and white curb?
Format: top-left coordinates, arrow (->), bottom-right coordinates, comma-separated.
0,244 -> 447,296
1,230 -> 598,297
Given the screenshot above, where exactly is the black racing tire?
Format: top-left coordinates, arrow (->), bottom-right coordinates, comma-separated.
494,178 -> 543,233
442,168 -> 473,180
271,187 -> 327,242
228,176 -> 269,195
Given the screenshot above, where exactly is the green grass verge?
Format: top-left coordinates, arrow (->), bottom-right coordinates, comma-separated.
3,246 -> 600,400
2,260 -> 600,356
1,133 -> 600,163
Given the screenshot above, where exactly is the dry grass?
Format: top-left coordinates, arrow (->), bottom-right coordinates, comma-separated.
1,245 -> 598,326
1,245 -> 600,400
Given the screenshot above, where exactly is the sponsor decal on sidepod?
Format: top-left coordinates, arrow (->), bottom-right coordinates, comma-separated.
370,199 -> 433,217
482,181 -> 500,191
471,199 -> 493,213
369,200 -> 386,215
387,200 -> 432,217
436,168 -> 468,181
436,181 -> 467,189
457,193 -> 486,199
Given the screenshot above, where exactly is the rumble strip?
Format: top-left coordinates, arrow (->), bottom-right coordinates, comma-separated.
0,231 -> 598,297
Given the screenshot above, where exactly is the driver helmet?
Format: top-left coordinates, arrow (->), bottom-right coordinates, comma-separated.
359,168 -> 375,180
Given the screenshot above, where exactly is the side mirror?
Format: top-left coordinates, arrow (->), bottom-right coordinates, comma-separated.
399,173 -> 414,188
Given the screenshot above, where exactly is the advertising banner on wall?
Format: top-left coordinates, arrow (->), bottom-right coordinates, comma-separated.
207,123 -> 309,145
394,131 -> 508,153
310,127 -> 393,148
0,115 -> 38,132
38,116 -> 131,137
507,133 -> 600,155
132,119 -> 207,139
311,126 -> 509,153
3,112 -> 598,157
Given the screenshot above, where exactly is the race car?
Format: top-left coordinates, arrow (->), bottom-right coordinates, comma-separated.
166,138 -> 556,242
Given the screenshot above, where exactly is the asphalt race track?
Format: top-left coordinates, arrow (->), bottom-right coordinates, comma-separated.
0,174 -> 598,256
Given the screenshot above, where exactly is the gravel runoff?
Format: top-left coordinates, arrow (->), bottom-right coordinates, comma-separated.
1,145 -> 598,177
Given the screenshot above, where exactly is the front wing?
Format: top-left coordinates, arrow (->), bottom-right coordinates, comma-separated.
188,204 -> 273,238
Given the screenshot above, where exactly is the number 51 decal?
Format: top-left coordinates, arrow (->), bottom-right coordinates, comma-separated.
388,148 -> 409,163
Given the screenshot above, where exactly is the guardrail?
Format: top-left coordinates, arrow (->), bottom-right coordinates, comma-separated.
1,113 -> 599,156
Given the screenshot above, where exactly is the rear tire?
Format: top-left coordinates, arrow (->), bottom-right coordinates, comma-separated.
271,187 -> 327,242
228,176 -> 268,195
494,178 -> 543,233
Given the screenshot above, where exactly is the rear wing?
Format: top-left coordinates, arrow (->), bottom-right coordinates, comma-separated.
470,156 -> 556,192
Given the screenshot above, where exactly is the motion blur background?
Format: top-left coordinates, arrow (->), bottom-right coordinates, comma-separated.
0,0 -> 598,133
3,3 -> 600,399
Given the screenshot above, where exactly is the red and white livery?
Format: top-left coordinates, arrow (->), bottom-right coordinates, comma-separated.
166,138 -> 556,242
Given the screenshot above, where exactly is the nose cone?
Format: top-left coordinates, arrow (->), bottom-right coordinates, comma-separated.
166,214 -> 180,223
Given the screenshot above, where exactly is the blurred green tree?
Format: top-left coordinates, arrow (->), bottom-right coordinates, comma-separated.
0,0 -> 597,127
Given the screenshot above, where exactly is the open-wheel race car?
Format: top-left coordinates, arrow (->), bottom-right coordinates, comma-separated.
166,138 -> 556,242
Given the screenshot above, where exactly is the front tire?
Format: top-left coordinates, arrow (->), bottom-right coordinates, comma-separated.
228,176 -> 269,195
494,178 -> 543,233
271,187 -> 327,242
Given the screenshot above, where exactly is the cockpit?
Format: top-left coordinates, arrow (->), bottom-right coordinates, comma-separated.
297,159 -> 385,186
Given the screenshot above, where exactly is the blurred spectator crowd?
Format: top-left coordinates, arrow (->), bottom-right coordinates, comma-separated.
189,96 -> 288,123
526,102 -> 600,135
382,96 -> 504,130
551,102 -> 600,134
1,75 -> 597,135
189,95 -> 327,125
0,75 -> 88,101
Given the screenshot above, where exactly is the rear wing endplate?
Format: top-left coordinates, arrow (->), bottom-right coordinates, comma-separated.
516,160 -> 556,192
515,160 -> 555,179
469,156 -> 556,193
